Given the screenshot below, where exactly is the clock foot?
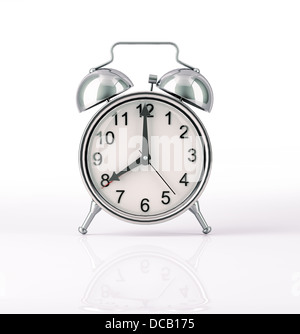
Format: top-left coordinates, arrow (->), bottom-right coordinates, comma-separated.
78,200 -> 101,235
189,201 -> 212,234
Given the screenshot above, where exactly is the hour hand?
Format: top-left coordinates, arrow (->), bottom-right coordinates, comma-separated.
109,157 -> 141,182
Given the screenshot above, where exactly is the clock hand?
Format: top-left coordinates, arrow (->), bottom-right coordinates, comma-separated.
149,162 -> 176,195
140,104 -> 151,165
108,156 -> 141,183
138,149 -> 176,195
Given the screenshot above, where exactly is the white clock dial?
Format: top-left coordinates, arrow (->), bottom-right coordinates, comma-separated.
80,92 -> 211,223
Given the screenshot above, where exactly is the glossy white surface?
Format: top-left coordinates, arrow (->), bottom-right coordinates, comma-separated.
0,194 -> 300,314
1,0 -> 300,314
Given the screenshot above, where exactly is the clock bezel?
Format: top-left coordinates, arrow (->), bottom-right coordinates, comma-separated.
79,91 -> 212,224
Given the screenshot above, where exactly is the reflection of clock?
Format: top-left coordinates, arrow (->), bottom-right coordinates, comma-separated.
76,42 -> 214,234
80,238 -> 209,313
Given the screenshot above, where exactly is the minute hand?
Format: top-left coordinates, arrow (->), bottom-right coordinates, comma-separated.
140,104 -> 151,165
109,157 -> 141,182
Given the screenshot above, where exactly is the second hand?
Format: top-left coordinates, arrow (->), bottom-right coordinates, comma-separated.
139,150 -> 176,195
149,162 -> 176,195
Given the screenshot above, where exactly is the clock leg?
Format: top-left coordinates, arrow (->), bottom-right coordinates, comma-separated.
78,200 -> 101,235
189,201 -> 212,234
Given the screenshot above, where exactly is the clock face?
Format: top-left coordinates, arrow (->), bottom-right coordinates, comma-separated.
80,92 -> 211,223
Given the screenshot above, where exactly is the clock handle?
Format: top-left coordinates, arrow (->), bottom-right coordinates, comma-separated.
90,42 -> 199,73
78,200 -> 101,235
189,201 -> 212,234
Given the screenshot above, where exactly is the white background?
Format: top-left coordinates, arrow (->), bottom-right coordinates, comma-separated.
0,0 -> 300,314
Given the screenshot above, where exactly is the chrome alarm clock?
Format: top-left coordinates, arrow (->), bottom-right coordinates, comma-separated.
76,42 -> 213,234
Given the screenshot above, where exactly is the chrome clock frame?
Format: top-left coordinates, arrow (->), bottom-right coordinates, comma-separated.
79,92 -> 212,233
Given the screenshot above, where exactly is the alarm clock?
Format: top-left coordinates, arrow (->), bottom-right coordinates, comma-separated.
76,42 -> 213,235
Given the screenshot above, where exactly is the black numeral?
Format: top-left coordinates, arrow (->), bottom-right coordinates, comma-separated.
101,174 -> 110,187
188,148 -> 196,162
105,131 -> 114,144
140,198 -> 150,212
93,152 -> 102,165
161,191 -> 171,205
97,131 -> 115,145
116,190 -> 125,203
137,104 -> 154,117
165,111 -> 171,125
180,125 -> 189,139
114,112 -> 128,126
179,173 -> 189,186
